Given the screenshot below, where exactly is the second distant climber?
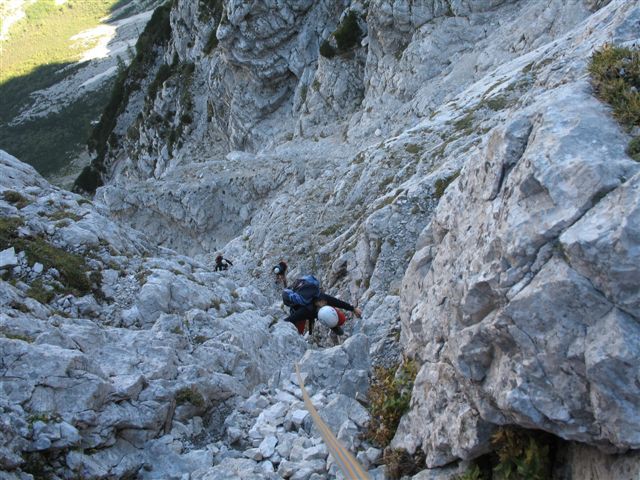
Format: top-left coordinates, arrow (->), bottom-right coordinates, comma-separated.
273,260 -> 288,288
215,254 -> 233,271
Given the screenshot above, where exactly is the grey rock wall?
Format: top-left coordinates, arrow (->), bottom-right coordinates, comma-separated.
4,0 -> 639,478
394,1 -> 640,470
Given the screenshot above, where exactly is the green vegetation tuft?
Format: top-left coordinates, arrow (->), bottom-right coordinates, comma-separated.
485,95 -> 510,111
319,224 -> 342,237
204,30 -> 219,54
0,216 -> 95,299
589,44 -> 640,127
320,10 -> 362,59
198,0 -> 223,21
48,210 -> 83,222
9,301 -> 31,314
147,63 -> 173,101
454,428 -> 556,480
365,358 -> 418,447
84,1 -> 175,191
453,113 -> 475,134
405,144 -> 421,154
319,40 -> 336,59
454,465 -> 484,480
74,165 -> 103,193
1,323 -> 34,341
627,136 -> 640,162
434,171 -> 460,199
334,10 -> 362,52
2,191 -> 31,209
383,448 -> 425,480
175,387 -> 205,408
491,428 -> 553,480
26,280 -> 56,304
589,44 -> 640,160
199,0 -> 223,53
193,335 -> 209,344
0,217 -> 25,247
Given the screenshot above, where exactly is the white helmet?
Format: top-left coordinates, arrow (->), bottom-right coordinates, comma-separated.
318,306 -> 339,328
273,266 -> 281,274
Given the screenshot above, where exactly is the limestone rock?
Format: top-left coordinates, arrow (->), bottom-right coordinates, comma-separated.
0,248 -> 18,269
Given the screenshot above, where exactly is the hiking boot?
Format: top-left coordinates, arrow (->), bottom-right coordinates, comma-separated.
331,326 -> 344,336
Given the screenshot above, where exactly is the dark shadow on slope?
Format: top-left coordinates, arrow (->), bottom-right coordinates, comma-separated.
0,61 -> 113,176
0,61 -> 81,121
109,0 -> 135,12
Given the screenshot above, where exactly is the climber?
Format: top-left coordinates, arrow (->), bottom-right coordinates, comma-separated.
282,275 -> 362,337
273,260 -> 288,288
214,254 -> 233,271
317,305 -> 349,336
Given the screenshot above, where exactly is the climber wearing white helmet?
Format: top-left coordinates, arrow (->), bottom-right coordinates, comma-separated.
273,260 -> 288,288
283,277 -> 362,336
314,298 -> 360,336
318,305 -> 349,330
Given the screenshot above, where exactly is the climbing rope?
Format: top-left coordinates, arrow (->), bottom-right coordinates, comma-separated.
295,363 -> 371,480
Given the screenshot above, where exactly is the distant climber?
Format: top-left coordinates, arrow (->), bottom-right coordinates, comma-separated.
282,275 -> 362,337
214,254 -> 233,271
273,260 -> 288,288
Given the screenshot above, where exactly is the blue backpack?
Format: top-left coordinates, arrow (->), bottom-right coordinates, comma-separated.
282,275 -> 320,307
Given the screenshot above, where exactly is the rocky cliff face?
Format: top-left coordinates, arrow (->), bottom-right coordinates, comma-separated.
1,151 -> 370,478
2,0 -> 640,478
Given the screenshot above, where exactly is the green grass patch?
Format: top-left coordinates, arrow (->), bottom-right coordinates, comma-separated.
334,10 -> 362,51
319,223 -> 342,236
0,0 -> 126,84
175,387 -> 205,408
589,45 -> 640,164
434,170 -> 460,199
383,448 -> 425,480
0,64 -> 114,177
26,280 -> 57,304
0,217 -> 25,247
319,40 -> 336,59
1,324 -> 34,342
2,191 -> 31,209
453,113 -> 475,134
320,10 -> 362,58
627,136 -> 640,161
405,143 -> 421,154
48,210 -> 83,222
365,358 -> 418,448
589,44 -> 640,128
0,0 -> 138,177
0,216 -> 94,297
484,95 -> 510,111
457,428 -> 556,480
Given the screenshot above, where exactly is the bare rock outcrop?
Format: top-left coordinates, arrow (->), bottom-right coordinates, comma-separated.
394,1 -> 640,469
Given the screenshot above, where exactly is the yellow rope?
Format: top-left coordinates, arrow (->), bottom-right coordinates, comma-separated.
295,363 -> 371,480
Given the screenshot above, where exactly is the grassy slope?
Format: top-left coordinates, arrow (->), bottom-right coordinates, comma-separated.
1,0 -> 127,83
0,0 -> 134,177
